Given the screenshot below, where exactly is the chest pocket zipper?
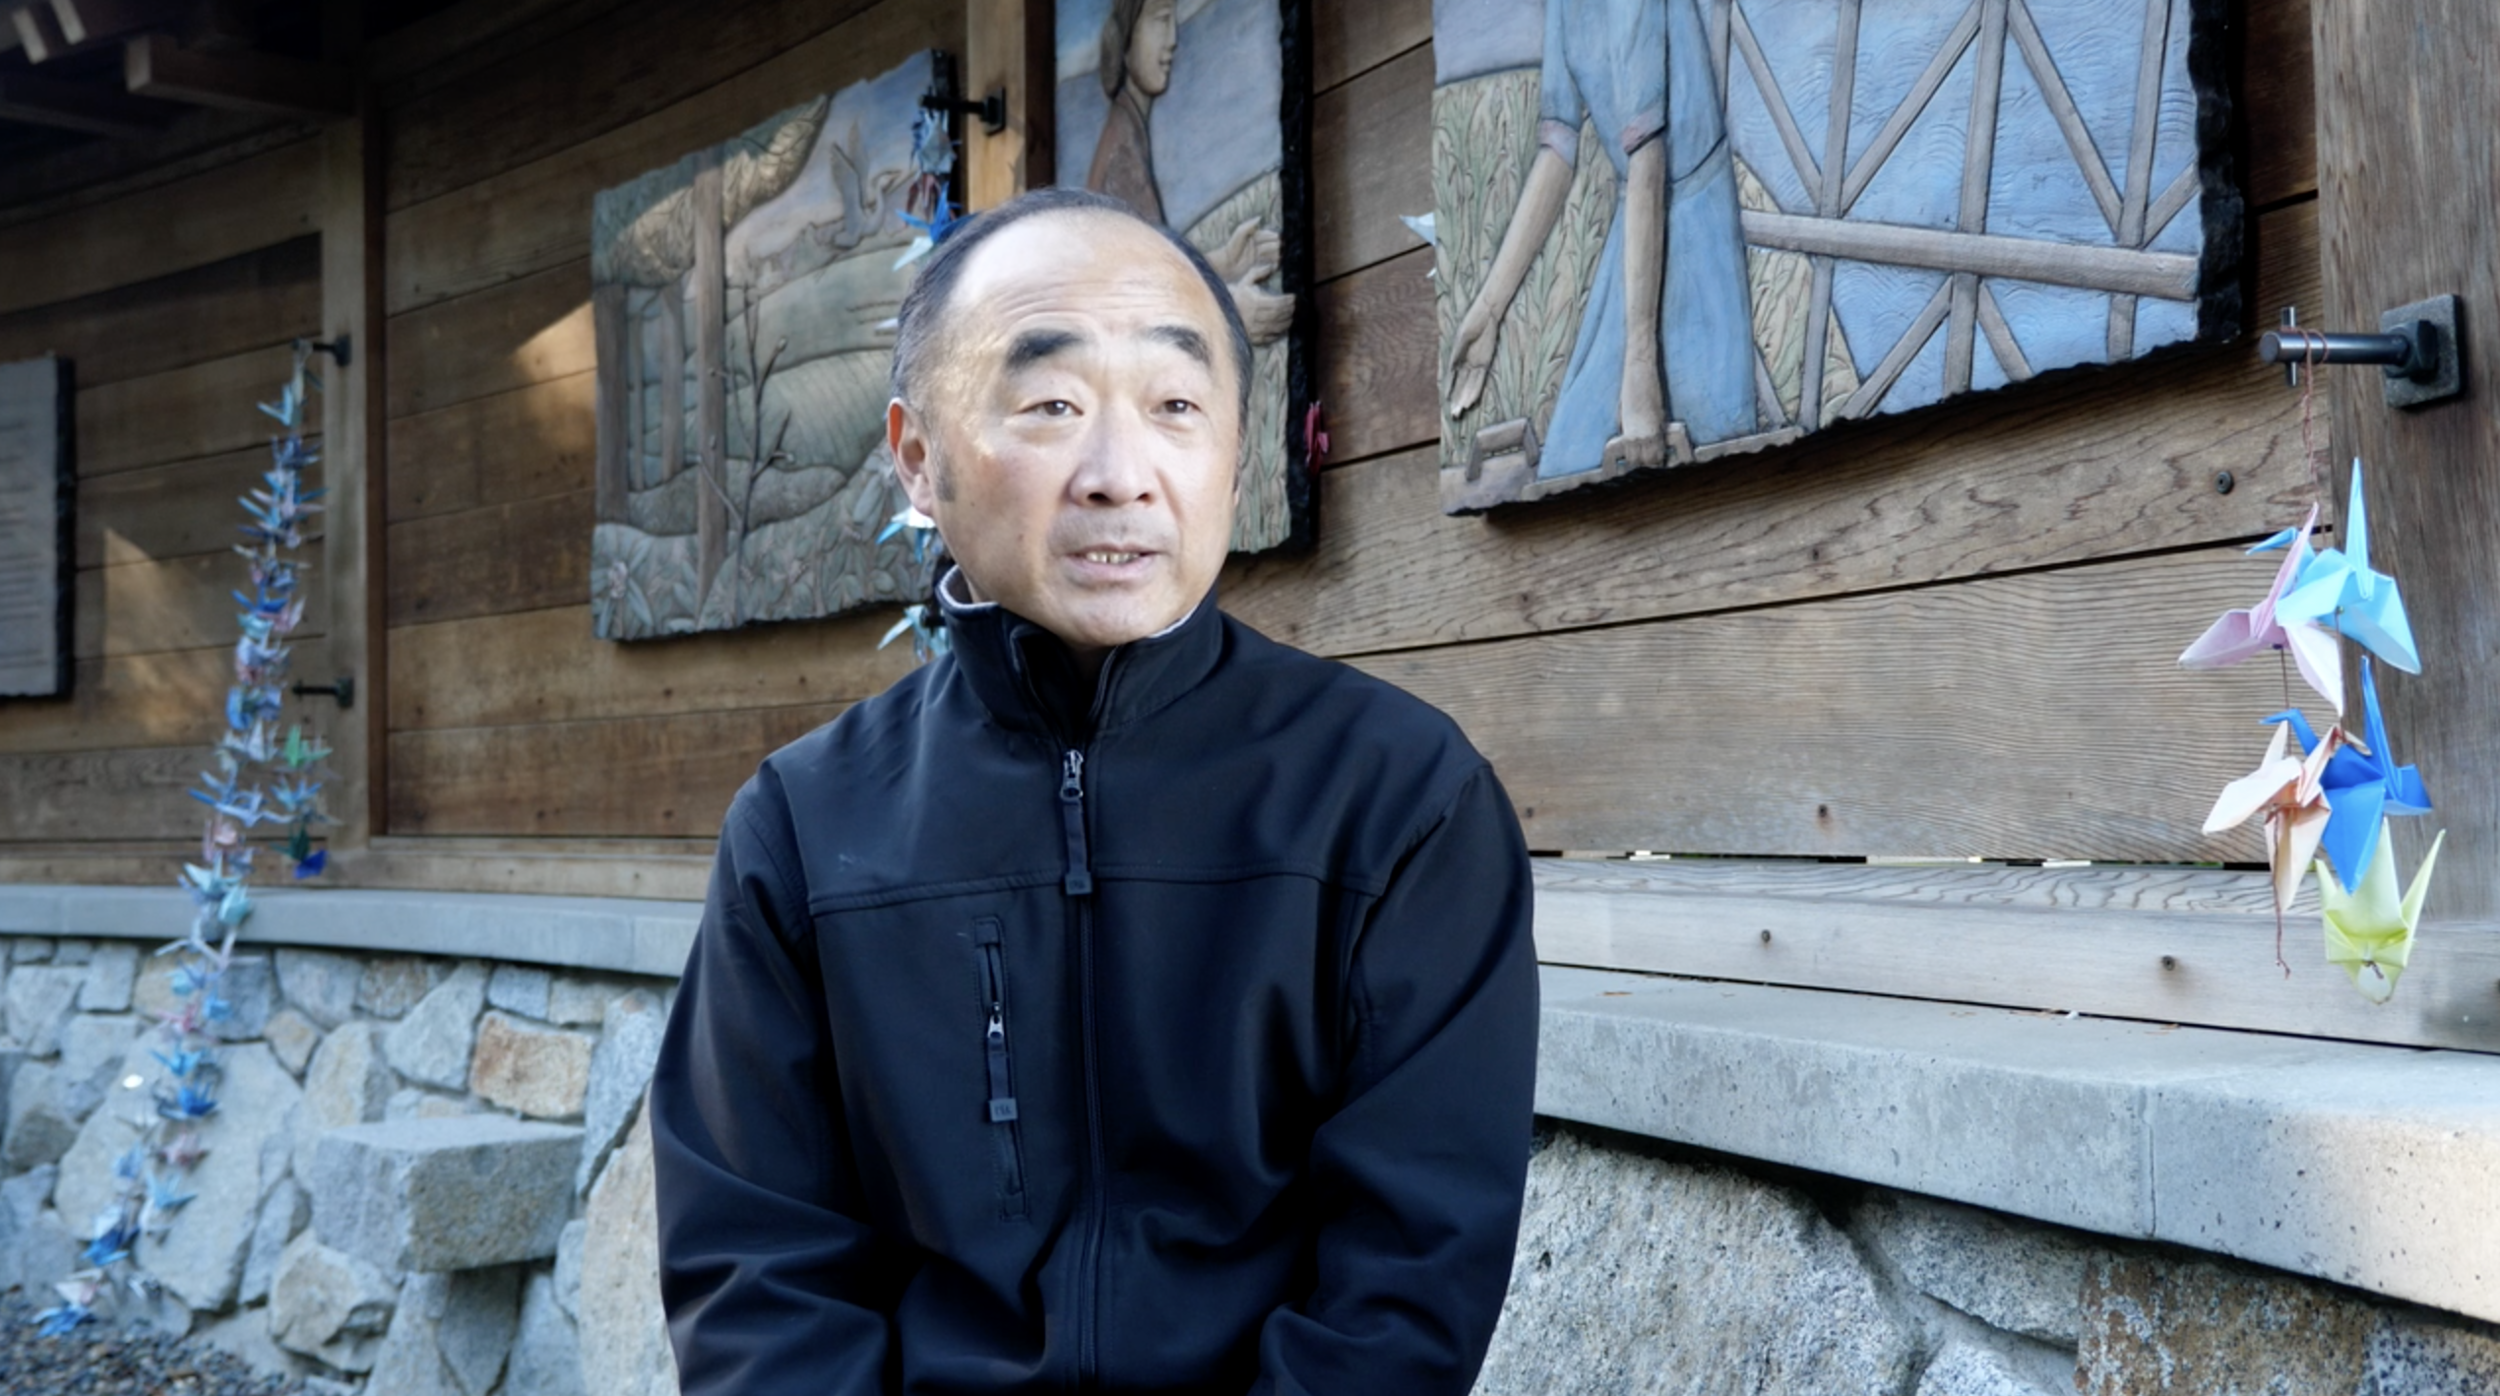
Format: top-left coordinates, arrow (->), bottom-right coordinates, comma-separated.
973,916 -> 1029,1220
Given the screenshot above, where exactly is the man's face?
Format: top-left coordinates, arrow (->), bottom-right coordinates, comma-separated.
1127,0 -> 1177,98
890,210 -> 1241,661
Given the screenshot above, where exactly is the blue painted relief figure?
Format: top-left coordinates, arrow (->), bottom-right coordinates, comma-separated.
1447,0 -> 1757,479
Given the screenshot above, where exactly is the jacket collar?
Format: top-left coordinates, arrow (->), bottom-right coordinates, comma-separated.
938,567 -> 1224,739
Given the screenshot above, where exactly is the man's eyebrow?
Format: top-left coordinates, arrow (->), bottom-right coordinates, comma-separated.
1145,323 -> 1213,369
1003,328 -> 1084,373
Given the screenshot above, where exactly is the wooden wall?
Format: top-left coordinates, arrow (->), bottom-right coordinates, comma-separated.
0,0 -> 2327,896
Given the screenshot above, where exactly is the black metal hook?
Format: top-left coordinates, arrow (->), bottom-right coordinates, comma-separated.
921,89 -> 1006,134
2258,297 -> 2462,408
292,676 -> 354,709
298,334 -> 352,368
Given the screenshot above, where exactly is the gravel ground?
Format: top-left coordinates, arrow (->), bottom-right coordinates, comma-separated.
0,1297 -> 310,1396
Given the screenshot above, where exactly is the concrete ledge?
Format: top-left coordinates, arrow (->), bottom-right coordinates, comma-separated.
1539,966 -> 2500,1325
0,885 -> 700,978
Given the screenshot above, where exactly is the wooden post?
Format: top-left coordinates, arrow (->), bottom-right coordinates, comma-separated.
964,0 -> 1053,208
2317,0 -> 2500,920
318,0 -> 384,848
691,149 -> 728,611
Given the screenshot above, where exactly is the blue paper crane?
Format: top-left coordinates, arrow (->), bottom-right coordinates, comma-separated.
2267,657 -> 2431,893
2274,459 -> 2419,673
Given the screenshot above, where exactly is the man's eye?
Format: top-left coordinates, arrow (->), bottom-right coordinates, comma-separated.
1160,399 -> 1198,415
1033,400 -> 1076,417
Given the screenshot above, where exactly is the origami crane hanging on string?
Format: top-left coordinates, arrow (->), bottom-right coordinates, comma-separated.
2319,822 -> 2445,1003
2274,459 -> 2419,674
2266,657 -> 2432,895
2178,503 -> 2345,714
2203,719 -> 2342,971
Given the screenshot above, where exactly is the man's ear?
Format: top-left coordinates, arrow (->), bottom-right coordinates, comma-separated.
889,399 -> 942,515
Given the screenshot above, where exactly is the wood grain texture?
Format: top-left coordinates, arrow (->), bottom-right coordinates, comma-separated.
0,107 -> 308,230
1313,245 -> 1436,465
1312,43 -> 1432,282
386,370 -> 593,523
366,0 -> 617,96
0,235 -> 319,388
2242,0 -> 2316,208
330,838 -> 714,900
0,639 -> 333,754
0,844 -> 194,881
2317,0 -> 2500,918
0,747 -> 200,839
1312,0 -> 1431,92
380,0 -> 956,314
76,544 -> 329,659
388,604 -> 914,732
1234,202 -> 2322,657
385,489 -> 591,628
384,0 -> 883,211
387,703 -> 843,837
1531,860 -> 2500,1053
0,138 -> 318,317
1355,548 -> 2335,863
76,442 -> 323,568
384,259 -> 593,420
76,343 -> 304,477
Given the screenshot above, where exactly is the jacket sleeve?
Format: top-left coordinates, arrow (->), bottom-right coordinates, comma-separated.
651,772 -> 899,1396
1253,761 -> 1540,1395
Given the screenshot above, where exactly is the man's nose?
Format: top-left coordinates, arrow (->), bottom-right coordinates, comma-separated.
1068,406 -> 1160,506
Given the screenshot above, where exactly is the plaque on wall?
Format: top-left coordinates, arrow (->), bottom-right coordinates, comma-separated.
1054,0 -> 1315,553
1433,0 -> 2242,511
0,356 -> 71,698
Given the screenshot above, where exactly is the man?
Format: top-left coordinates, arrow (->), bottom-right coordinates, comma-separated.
651,187 -> 1537,1395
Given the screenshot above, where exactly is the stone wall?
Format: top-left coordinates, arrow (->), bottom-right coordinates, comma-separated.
1481,1125 -> 2500,1396
3,927 -> 2496,1396
0,933 -> 676,1396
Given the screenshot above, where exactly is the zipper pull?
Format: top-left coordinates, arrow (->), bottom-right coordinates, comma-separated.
1060,749 -> 1093,896
987,1008 -> 1005,1042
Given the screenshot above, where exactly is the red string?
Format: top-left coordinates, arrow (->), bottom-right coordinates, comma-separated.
2289,326 -> 2329,500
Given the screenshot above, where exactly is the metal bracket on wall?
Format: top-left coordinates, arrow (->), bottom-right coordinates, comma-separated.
2258,296 -> 2464,408
292,676 -> 353,709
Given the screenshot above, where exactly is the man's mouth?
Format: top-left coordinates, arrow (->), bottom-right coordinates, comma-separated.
1077,549 -> 1148,566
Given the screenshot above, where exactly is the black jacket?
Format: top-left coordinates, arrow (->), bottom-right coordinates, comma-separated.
651,585 -> 1538,1395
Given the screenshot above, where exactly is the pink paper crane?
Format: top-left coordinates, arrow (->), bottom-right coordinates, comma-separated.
2203,718 -> 2344,970
2178,505 -> 2345,715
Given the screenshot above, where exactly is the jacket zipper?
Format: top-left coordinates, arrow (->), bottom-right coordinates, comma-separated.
973,919 -> 1027,1219
1062,742 -> 1107,1386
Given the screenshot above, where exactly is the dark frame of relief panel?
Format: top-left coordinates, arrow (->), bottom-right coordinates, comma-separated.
0,355 -> 73,698
1431,0 -> 2242,513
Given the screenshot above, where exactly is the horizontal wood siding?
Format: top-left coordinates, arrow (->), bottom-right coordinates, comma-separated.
0,172 -> 323,857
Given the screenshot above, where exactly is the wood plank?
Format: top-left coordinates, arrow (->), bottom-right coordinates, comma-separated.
0,843 -> 192,882
75,442 -> 324,568
388,604 -> 915,732
124,33 -> 352,119
964,0 -> 1054,204
387,704 -> 844,837
385,490 -> 589,627
76,542 -> 329,659
2317,0 -> 2500,918
383,0 -> 891,211
1355,548 -> 2337,863
384,259 -> 592,419
76,342 -> 303,477
1530,860 -> 2500,1054
1312,42 -> 1432,282
0,235 -> 319,389
0,137 -> 318,318
366,0 -> 616,97
1233,201 -> 2323,657
1313,0 -> 1431,92
1313,245 -> 1436,465
386,370 -> 592,522
0,746 -> 200,839
318,101 -> 386,848
0,105 -> 302,227
0,637 -> 334,754
381,0 -> 959,315
330,837 -> 714,900
2243,0 -> 2315,208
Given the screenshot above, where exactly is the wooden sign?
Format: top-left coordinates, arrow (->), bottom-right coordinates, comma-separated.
0,356 -> 70,698
589,54 -> 945,641
1054,0 -> 1315,553
1434,0 -> 2241,511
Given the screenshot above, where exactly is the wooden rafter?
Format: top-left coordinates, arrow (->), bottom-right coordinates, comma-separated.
123,31 -> 351,118
47,0 -> 172,46
8,0 -> 72,62
0,70 -> 171,135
